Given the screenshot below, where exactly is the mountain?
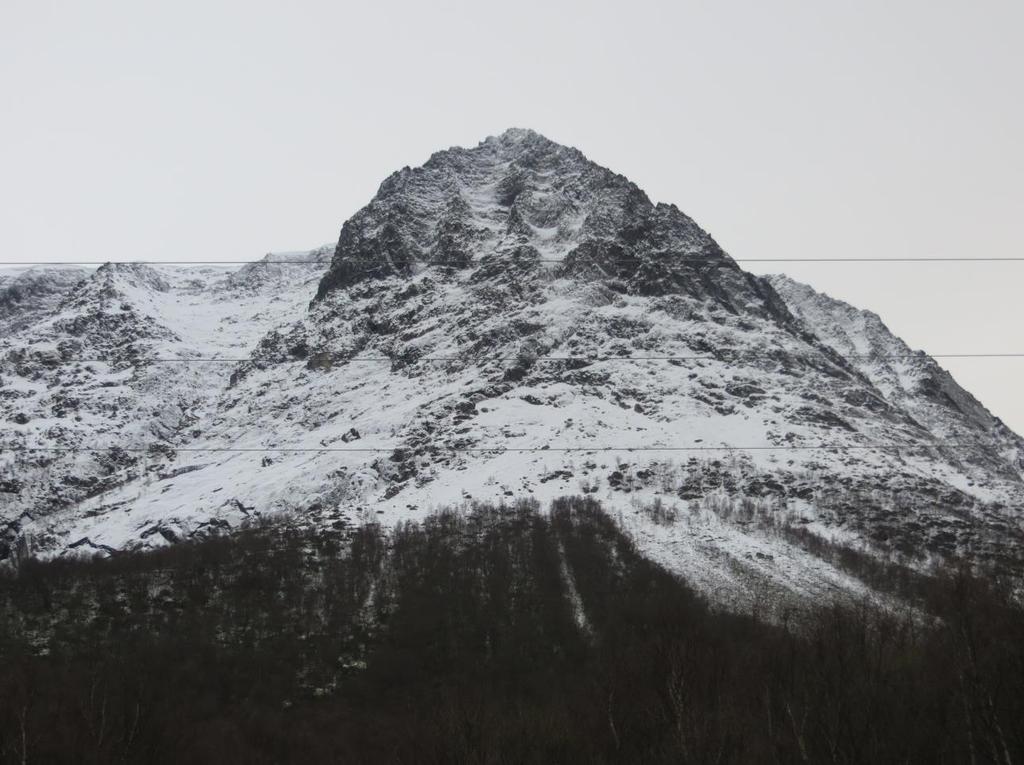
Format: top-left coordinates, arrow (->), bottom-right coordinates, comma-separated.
2,129 -> 1021,611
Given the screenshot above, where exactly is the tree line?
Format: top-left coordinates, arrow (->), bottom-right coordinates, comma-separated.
1,497 -> 1022,763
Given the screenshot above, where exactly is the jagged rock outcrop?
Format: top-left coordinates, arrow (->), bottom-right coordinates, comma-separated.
0,267 -> 89,335
315,129 -> 788,323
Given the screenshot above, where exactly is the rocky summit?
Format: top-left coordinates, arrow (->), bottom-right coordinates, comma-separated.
2,129 -> 1022,611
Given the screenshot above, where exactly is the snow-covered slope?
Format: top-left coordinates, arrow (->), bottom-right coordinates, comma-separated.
2,129 -> 1022,609
0,252 -> 330,555
767,274 -> 1023,476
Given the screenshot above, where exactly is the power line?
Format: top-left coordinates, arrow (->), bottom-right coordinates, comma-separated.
0,443 -> 987,454
7,353 -> 1024,364
4,256 -> 1024,266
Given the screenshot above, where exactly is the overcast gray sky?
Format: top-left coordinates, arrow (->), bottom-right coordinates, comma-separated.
2,0 -> 1022,430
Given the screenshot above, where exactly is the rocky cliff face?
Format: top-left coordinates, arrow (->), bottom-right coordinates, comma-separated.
2,129 -> 1022,609
0,267 -> 89,335
314,129 -> 787,322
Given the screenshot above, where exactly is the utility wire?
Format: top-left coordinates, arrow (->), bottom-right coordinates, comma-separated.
7,353 -> 1024,364
4,256 -> 1024,266
0,443 -> 989,454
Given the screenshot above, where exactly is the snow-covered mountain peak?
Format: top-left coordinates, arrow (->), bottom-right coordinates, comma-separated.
2,133 -> 1023,611
314,129 -> 746,308
486,125 -> 559,145
93,261 -> 171,291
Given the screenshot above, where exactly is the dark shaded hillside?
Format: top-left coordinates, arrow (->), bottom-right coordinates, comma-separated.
2,498 -> 1023,764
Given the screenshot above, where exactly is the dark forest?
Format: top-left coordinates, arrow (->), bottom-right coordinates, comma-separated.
2,497 -> 1023,764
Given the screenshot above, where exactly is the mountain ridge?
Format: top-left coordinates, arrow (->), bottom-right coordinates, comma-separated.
2,129 -> 1022,612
